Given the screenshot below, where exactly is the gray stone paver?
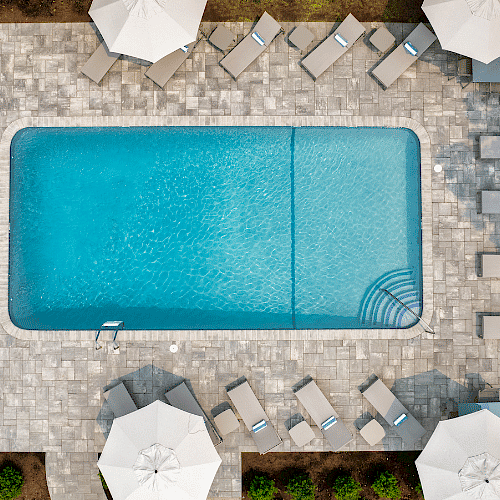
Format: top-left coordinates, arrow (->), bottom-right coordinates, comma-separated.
0,18 -> 498,500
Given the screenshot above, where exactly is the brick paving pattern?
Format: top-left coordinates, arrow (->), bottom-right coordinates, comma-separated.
0,19 -> 498,500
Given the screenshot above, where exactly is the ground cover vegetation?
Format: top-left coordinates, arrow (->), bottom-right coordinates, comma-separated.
0,454 -> 49,500
0,0 -> 426,28
242,451 -> 424,500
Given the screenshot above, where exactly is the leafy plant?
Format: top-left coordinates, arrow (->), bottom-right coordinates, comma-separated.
371,471 -> 401,500
98,471 -> 108,490
332,474 -> 363,500
247,475 -> 278,500
286,472 -> 316,500
0,465 -> 24,500
415,482 -> 424,498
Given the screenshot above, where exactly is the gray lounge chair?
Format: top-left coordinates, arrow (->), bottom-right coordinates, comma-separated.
482,191 -> 500,214
480,136 -> 500,159
81,43 -> 119,85
293,378 -> 353,451
483,316 -> 500,339
371,23 -> 437,89
145,41 -> 197,88
104,382 -> 137,418
360,376 -> 425,446
300,13 -> 365,80
482,254 -> 500,277
219,12 -> 283,79
226,378 -> 282,454
165,381 -> 222,445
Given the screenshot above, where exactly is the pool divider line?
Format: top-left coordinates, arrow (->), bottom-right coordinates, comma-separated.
0,115 -> 434,341
290,127 -> 296,329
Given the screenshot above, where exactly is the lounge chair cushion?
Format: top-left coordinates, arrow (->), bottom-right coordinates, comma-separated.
81,43 -> 119,85
482,254 -> 500,277
289,420 -> 315,447
360,419 -> 385,446
361,379 -> 396,417
370,26 -> 395,53
104,382 -> 137,418
288,25 -> 314,51
209,25 -> 236,51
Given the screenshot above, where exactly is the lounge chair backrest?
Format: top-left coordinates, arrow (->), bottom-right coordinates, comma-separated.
300,13 -> 365,79
104,382 -> 137,418
371,23 -> 436,89
145,41 -> 196,88
165,381 -> 222,445
219,12 -> 283,79
360,379 -> 396,417
81,43 -> 119,85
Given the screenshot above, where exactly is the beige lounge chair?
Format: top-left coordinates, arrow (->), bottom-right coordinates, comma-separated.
371,23 -> 436,89
360,376 -> 425,446
219,12 -> 283,79
104,381 -> 137,418
81,43 -> 119,85
483,316 -> 500,339
482,254 -> 500,277
300,13 -> 365,80
145,42 -> 196,88
293,378 -> 353,451
226,378 -> 282,454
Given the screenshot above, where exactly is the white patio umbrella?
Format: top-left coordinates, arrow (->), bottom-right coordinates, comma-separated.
88,0 -> 208,62
97,400 -> 221,500
415,409 -> 500,500
422,0 -> 500,64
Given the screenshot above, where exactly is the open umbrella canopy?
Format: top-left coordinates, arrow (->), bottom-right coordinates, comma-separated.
415,409 -> 500,500
98,400 -> 221,500
89,0 -> 208,62
422,0 -> 500,64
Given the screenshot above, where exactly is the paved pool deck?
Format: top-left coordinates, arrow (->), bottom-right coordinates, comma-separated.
0,20 -> 499,500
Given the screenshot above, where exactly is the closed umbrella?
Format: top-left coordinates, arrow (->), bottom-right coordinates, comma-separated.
422,0 -> 500,63
88,0 -> 207,62
98,400 -> 221,500
415,409 -> 500,500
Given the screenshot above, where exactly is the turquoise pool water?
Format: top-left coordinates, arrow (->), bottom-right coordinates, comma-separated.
9,127 -> 421,330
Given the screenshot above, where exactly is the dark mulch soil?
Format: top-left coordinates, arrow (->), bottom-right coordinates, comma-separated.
0,0 -> 427,26
0,453 -> 50,500
242,451 -> 423,500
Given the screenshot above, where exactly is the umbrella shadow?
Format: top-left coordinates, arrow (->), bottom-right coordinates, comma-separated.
96,364 -> 184,439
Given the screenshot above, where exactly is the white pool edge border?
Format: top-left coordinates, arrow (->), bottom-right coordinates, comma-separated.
0,115 -> 433,342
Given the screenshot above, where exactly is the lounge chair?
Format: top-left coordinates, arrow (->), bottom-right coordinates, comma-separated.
483,316 -> 500,339
360,376 -> 425,445
145,41 -> 197,88
226,378 -> 282,454
219,12 -> 283,79
104,382 -> 137,418
482,254 -> 500,277
371,23 -> 437,89
293,378 -> 353,451
300,13 -> 365,80
81,43 -> 119,85
482,191 -> 500,214
165,381 -> 222,445
480,136 -> 500,159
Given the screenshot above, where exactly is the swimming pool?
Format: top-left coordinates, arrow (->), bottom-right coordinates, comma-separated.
9,126 -> 421,331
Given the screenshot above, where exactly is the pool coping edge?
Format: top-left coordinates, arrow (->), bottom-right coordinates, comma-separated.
1,115 -> 433,342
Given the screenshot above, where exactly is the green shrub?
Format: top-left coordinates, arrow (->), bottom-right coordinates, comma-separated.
98,471 -> 108,490
371,471 -> 401,500
332,474 -> 363,500
248,475 -> 278,500
0,465 -> 24,500
286,473 -> 316,500
415,482 -> 424,498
